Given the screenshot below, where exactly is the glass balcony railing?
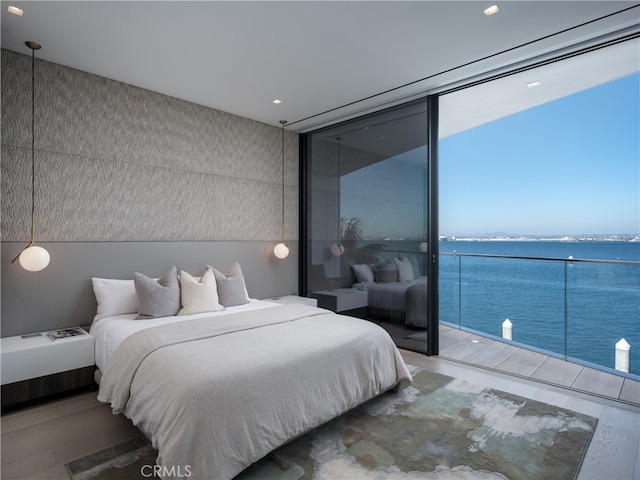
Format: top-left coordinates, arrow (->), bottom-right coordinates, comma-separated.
439,252 -> 640,378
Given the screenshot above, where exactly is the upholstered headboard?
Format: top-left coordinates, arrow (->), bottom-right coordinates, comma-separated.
1,241 -> 298,337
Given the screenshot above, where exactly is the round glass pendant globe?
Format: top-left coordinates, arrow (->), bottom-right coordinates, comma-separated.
330,242 -> 344,256
19,245 -> 50,271
419,242 -> 429,252
274,242 -> 290,259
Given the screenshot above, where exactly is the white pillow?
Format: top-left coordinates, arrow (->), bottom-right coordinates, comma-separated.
92,277 -> 138,322
178,268 -> 224,316
398,257 -> 415,282
404,255 -> 420,278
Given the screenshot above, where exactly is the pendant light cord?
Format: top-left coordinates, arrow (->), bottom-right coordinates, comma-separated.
336,137 -> 341,244
282,121 -> 285,234
280,120 -> 287,242
30,46 -> 36,241
11,42 -> 41,263
277,120 -> 295,255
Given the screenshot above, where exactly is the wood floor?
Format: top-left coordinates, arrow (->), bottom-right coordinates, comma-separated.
1,392 -> 141,479
2,328 -> 639,480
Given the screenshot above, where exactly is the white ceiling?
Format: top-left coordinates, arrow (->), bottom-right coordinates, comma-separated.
1,1 -> 639,133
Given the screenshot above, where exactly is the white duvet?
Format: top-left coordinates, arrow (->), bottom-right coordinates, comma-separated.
97,303 -> 412,480
90,299 -> 279,372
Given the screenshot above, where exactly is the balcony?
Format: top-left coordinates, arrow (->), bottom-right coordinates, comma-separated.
440,251 -> 640,379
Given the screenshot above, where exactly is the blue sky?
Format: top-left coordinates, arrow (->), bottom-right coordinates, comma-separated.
340,72 -> 639,239
439,72 -> 640,236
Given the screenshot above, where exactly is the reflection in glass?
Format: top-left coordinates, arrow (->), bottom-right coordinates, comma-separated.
304,98 -> 432,352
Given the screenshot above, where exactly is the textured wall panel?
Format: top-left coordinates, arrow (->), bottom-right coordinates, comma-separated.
1,49 -> 298,242
2,146 -> 298,242
1,146 -> 32,242
1,49 -> 300,338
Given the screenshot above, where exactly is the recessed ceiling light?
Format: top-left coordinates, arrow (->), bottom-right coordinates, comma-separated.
7,5 -> 24,16
272,99 -> 282,105
483,5 -> 500,16
527,81 -> 542,88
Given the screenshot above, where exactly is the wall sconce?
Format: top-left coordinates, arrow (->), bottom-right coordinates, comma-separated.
274,120 -> 295,259
11,41 -> 50,272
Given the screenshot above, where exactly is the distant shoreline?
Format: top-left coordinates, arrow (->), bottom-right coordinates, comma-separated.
358,235 -> 640,242
439,235 -> 640,242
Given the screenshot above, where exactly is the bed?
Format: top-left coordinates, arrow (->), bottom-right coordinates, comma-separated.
366,277 -> 429,327
351,256 -> 429,328
92,265 -> 412,480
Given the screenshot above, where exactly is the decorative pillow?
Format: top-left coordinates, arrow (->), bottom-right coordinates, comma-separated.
375,258 -> 398,283
208,262 -> 250,307
404,255 -> 421,278
398,257 -> 415,282
178,268 -> 224,316
351,264 -> 374,283
375,269 -> 397,283
134,266 -> 180,319
92,277 -> 138,322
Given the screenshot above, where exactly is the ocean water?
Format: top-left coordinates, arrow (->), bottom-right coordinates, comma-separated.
438,241 -> 640,375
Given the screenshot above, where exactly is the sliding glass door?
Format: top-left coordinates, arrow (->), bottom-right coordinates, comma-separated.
437,38 -> 639,372
301,97 -> 439,355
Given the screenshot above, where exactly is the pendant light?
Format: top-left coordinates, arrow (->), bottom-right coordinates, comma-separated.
419,230 -> 428,253
330,136 -> 344,256
11,41 -> 50,272
274,120 -> 295,259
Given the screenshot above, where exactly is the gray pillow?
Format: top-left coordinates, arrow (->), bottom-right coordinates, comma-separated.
134,266 -> 180,319
208,262 -> 250,307
375,257 -> 398,283
375,268 -> 398,283
352,264 -> 374,283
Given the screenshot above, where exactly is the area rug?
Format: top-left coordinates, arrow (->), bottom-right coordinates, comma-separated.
66,369 -> 597,480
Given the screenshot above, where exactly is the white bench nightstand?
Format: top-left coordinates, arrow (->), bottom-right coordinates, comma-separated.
1,327 -> 95,411
266,295 -> 318,307
310,288 -> 368,313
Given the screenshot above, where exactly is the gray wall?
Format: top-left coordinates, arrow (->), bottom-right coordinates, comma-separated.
1,49 -> 299,337
1,241 -> 298,337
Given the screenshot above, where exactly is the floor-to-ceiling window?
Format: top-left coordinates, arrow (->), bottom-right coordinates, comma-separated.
301,36 -> 638,366
301,97 -> 438,354
438,39 -> 640,375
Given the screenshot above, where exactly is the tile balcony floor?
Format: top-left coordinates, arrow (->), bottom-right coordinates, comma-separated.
436,323 -> 640,407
